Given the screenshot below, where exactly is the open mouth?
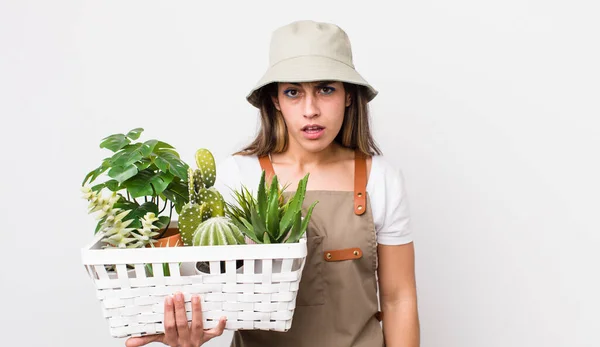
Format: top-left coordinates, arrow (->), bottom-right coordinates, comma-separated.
302,125 -> 325,133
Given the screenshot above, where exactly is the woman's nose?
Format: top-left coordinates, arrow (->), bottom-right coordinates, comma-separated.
303,93 -> 320,118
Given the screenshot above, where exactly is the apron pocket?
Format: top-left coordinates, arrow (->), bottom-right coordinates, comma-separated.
296,235 -> 326,306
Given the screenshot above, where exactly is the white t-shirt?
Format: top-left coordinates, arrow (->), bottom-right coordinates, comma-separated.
213,154 -> 412,246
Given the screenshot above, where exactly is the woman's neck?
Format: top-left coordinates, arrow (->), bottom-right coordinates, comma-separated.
271,142 -> 350,168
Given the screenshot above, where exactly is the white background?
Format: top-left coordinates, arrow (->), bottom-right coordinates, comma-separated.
1,1 -> 598,346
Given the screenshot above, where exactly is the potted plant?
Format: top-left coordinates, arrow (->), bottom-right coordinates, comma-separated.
80,128 -> 190,274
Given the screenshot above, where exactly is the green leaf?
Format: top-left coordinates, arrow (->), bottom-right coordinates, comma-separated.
266,175 -> 280,239
100,133 -> 130,152
250,208 -> 267,237
240,217 -> 261,242
162,179 -> 189,212
82,159 -> 111,186
126,128 -> 144,140
111,143 -> 143,167
135,158 -> 152,171
285,210 -> 302,243
257,170 -> 267,221
126,202 -> 159,222
94,217 -> 106,234
156,216 -> 171,229
230,217 -> 260,244
298,201 -> 318,241
104,180 -> 120,191
140,140 -> 158,157
263,232 -> 271,244
108,165 -> 139,184
90,182 -> 106,192
279,173 -> 309,233
123,169 -> 174,198
155,151 -> 189,180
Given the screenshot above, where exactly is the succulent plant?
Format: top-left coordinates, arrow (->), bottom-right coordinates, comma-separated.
82,186 -> 162,249
192,216 -> 245,246
179,148 -> 244,246
225,170 -> 318,244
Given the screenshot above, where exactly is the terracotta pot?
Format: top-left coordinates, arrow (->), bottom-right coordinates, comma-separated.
149,226 -> 183,248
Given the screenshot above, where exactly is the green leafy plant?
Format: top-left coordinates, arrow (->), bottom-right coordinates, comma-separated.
225,171 -> 318,244
81,128 -> 190,249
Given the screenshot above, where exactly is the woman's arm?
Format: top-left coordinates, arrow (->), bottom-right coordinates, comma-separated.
378,242 -> 420,347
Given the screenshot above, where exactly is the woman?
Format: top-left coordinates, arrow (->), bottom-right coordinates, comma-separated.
127,20 -> 419,347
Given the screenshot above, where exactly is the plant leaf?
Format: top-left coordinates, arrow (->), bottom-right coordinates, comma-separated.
263,232 -> 271,244
82,158 -> 111,186
104,179 -> 120,191
279,173 -> 309,233
126,128 -> 144,140
156,216 -> 171,229
162,179 -> 189,213
108,165 -> 139,184
140,140 -> 158,157
125,202 -> 159,223
155,151 -> 189,180
250,208 -> 266,237
266,175 -> 280,239
135,158 -> 152,171
94,216 -> 106,234
111,143 -> 143,167
285,210 -> 303,243
297,201 -> 318,241
100,133 -> 130,152
257,170 -> 267,220
123,169 -> 174,198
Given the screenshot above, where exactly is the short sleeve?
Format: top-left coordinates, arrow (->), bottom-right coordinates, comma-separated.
368,156 -> 413,245
213,155 -> 262,206
213,155 -> 243,206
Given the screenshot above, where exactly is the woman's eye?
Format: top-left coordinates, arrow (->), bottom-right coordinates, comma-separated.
283,89 -> 298,98
320,86 -> 335,95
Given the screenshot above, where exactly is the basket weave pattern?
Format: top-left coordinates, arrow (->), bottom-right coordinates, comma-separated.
82,233 -> 307,338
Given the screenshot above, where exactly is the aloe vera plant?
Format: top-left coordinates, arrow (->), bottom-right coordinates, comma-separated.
225,171 -> 318,244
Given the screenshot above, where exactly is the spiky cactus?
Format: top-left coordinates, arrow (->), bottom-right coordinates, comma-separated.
192,216 -> 245,246
179,148 -> 243,246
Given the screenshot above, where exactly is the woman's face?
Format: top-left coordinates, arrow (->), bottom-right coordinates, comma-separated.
272,81 -> 351,153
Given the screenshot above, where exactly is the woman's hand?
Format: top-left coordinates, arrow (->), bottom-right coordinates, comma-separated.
125,292 -> 227,347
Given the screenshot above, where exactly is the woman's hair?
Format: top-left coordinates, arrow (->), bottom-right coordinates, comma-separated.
235,82 -> 382,157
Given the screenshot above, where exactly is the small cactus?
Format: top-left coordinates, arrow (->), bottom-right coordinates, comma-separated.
179,203 -> 205,246
179,148 -> 242,246
192,216 -> 245,246
195,148 -> 216,188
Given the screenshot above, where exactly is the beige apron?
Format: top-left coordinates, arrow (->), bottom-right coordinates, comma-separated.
230,150 -> 384,347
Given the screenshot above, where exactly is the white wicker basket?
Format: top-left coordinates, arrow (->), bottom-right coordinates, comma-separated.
81,222 -> 307,338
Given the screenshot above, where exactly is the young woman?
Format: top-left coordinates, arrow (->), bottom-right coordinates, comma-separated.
127,20 -> 419,347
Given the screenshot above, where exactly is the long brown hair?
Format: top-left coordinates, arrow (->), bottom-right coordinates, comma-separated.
235,82 -> 382,157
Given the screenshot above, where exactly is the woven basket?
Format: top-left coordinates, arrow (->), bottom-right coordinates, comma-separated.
81,221 -> 307,338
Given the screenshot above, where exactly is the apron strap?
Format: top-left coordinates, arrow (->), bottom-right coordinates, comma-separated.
354,149 -> 368,215
258,154 -> 275,184
258,151 -> 368,216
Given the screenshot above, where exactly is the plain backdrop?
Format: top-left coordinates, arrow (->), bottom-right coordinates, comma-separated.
1,1 -> 598,346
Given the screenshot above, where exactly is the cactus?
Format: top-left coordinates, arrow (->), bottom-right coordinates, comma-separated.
179,148 -> 243,246
179,202 -> 206,245
192,216 -> 245,246
195,148 -> 216,188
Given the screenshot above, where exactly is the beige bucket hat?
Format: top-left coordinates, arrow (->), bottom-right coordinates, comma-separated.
246,20 -> 378,108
